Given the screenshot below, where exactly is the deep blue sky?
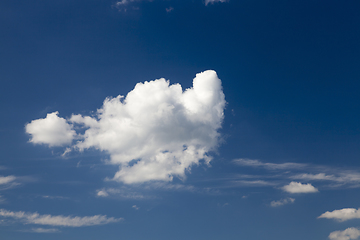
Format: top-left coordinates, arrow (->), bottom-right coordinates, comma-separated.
1,0 -> 360,239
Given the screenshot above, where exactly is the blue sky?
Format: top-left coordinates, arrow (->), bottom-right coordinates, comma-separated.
1,0 -> 360,239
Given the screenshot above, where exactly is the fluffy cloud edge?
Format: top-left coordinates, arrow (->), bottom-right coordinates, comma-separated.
329,228 -> 360,240
205,0 -> 228,6
0,209 -> 123,227
26,70 -> 225,184
0,175 -> 16,185
282,181 -> 318,193
25,112 -> 76,147
319,208 -> 360,222
270,198 -> 295,207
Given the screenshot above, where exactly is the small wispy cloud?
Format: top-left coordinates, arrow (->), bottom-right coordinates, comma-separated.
319,208 -> 360,222
233,159 -> 306,170
96,182 -> 197,200
291,172 -> 360,186
42,195 -> 70,200
328,227 -> 360,240
26,228 -> 61,233
166,7 -> 174,13
112,0 -> 142,11
232,180 -> 277,187
0,175 -> 20,191
97,188 -> 145,200
115,0 -> 130,6
232,158 -> 360,190
270,198 -> 295,207
205,0 -> 228,6
0,176 -> 16,185
0,209 -> 123,227
112,0 -> 228,11
282,182 -> 318,193
132,205 -> 139,210
96,190 -> 109,197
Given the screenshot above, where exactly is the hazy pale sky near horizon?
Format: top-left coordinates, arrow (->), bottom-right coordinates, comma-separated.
1,0 -> 360,239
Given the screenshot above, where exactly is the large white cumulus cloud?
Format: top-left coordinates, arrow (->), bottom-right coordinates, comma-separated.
26,70 -> 226,184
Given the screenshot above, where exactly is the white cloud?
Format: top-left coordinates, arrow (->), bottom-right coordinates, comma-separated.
291,172 -> 360,185
132,205 -> 139,210
0,209 -> 122,227
291,173 -> 337,181
282,181 -> 318,193
113,0 -> 141,11
205,0 -> 228,6
96,187 -> 145,199
42,195 -> 69,200
27,70 -> 225,184
0,175 -> 16,185
96,183 -> 196,200
166,7 -> 174,13
231,158 -> 360,191
115,0 -> 130,6
26,112 -> 76,147
270,198 -> 295,207
113,0 -> 227,8
233,180 -> 276,187
28,228 -> 60,233
319,208 -> 360,222
329,228 -> 360,240
96,190 -> 109,197
233,159 -> 306,170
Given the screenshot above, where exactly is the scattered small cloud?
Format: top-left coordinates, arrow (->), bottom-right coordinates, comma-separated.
328,227 -> 360,240
282,182 -> 318,193
233,159 -> 306,170
205,0 -> 228,6
25,112 -> 76,147
0,209 -> 123,227
26,228 -> 60,233
97,190 -> 109,197
232,180 -> 277,187
0,175 -> 19,190
132,205 -> 139,210
96,182 -> 198,200
319,208 -> 360,222
0,176 -> 16,185
61,148 -> 72,157
42,196 -> 69,200
96,188 -> 145,199
270,198 -> 295,207
166,7 -> 174,13
27,70 -> 225,184
232,158 -> 360,191
112,0 -> 228,10
291,172 -> 360,186
112,0 -> 143,11
115,0 -> 130,6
